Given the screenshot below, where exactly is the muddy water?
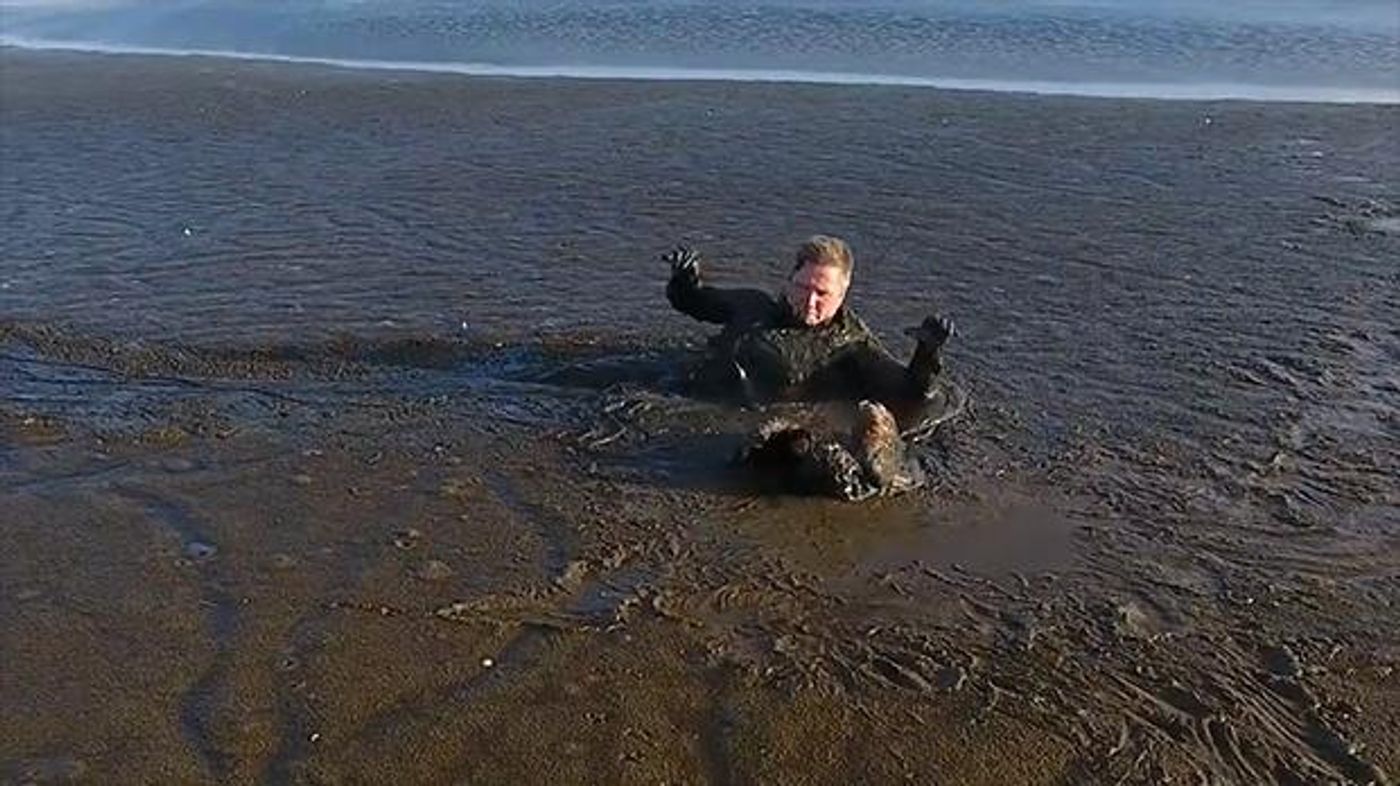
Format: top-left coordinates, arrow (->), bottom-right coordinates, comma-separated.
3,50 -> 1399,785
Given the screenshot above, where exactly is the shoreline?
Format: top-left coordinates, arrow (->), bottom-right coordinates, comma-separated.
4,36 -> 1399,105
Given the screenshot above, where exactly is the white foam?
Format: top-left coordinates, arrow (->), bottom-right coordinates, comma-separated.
1369,217 -> 1400,234
4,35 -> 1398,105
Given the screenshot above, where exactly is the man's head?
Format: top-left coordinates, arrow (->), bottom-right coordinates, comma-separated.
785,235 -> 853,327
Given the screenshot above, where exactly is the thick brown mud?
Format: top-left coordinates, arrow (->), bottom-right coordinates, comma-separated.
2,49 -> 1398,785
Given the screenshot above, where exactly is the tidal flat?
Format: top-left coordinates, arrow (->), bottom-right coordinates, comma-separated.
1,49 -> 1397,784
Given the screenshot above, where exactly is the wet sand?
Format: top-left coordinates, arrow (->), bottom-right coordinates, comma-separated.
2,50 -> 1399,785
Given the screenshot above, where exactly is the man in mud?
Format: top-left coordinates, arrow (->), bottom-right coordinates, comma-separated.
663,235 -> 956,501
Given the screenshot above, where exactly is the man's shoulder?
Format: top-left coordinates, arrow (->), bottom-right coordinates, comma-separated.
729,289 -> 784,323
833,306 -> 878,339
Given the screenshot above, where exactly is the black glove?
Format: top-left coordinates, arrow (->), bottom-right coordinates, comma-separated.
661,245 -> 702,284
904,314 -> 955,348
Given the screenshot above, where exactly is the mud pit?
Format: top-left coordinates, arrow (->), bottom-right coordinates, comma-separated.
2,50 -> 1398,785
2,319 -> 1395,785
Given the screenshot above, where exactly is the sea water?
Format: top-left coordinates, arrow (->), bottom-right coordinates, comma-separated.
2,0 -> 1397,102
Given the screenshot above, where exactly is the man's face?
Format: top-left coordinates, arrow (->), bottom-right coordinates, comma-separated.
785,263 -> 850,327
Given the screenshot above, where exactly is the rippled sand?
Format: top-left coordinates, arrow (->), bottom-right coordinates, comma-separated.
2,50 -> 1397,785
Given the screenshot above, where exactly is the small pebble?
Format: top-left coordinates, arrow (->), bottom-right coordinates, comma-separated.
415,560 -> 454,582
291,474 -> 313,487
482,658 -> 494,668
439,479 -> 470,499
1112,602 -> 1153,639
554,560 -> 589,589
185,541 -> 218,560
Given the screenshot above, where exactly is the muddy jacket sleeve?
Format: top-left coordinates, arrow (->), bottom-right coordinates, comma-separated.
843,335 -> 944,404
666,268 -> 776,326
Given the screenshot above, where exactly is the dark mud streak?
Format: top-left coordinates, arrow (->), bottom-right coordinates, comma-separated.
339,619 -> 566,767
1,458 -> 136,495
3,450 -> 281,497
481,469 -> 577,579
347,567 -> 656,766
4,332 -> 616,440
0,348 -> 364,411
1302,716 -> 1389,786
698,668 -> 738,786
114,486 -> 238,786
259,593 -> 394,782
259,610 -> 327,786
258,496 -> 402,785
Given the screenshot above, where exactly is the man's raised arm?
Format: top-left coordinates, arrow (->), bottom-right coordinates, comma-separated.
663,246 -> 774,325
845,314 -> 955,403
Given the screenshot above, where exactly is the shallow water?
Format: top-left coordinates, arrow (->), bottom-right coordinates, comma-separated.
2,51 -> 1398,784
3,50 -> 1397,441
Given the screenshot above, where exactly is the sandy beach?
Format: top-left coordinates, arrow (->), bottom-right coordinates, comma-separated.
2,49 -> 1398,784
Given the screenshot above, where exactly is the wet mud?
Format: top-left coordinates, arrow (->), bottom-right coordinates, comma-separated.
2,49 -> 1398,785
3,316 -> 1395,785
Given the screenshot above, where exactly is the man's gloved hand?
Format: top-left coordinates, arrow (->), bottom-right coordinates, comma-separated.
904,314 -> 955,348
662,245 -> 702,284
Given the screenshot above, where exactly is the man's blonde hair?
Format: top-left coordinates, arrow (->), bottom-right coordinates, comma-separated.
793,235 -> 853,276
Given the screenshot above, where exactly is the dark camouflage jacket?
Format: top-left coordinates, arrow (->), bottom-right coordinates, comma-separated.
667,269 -> 942,405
